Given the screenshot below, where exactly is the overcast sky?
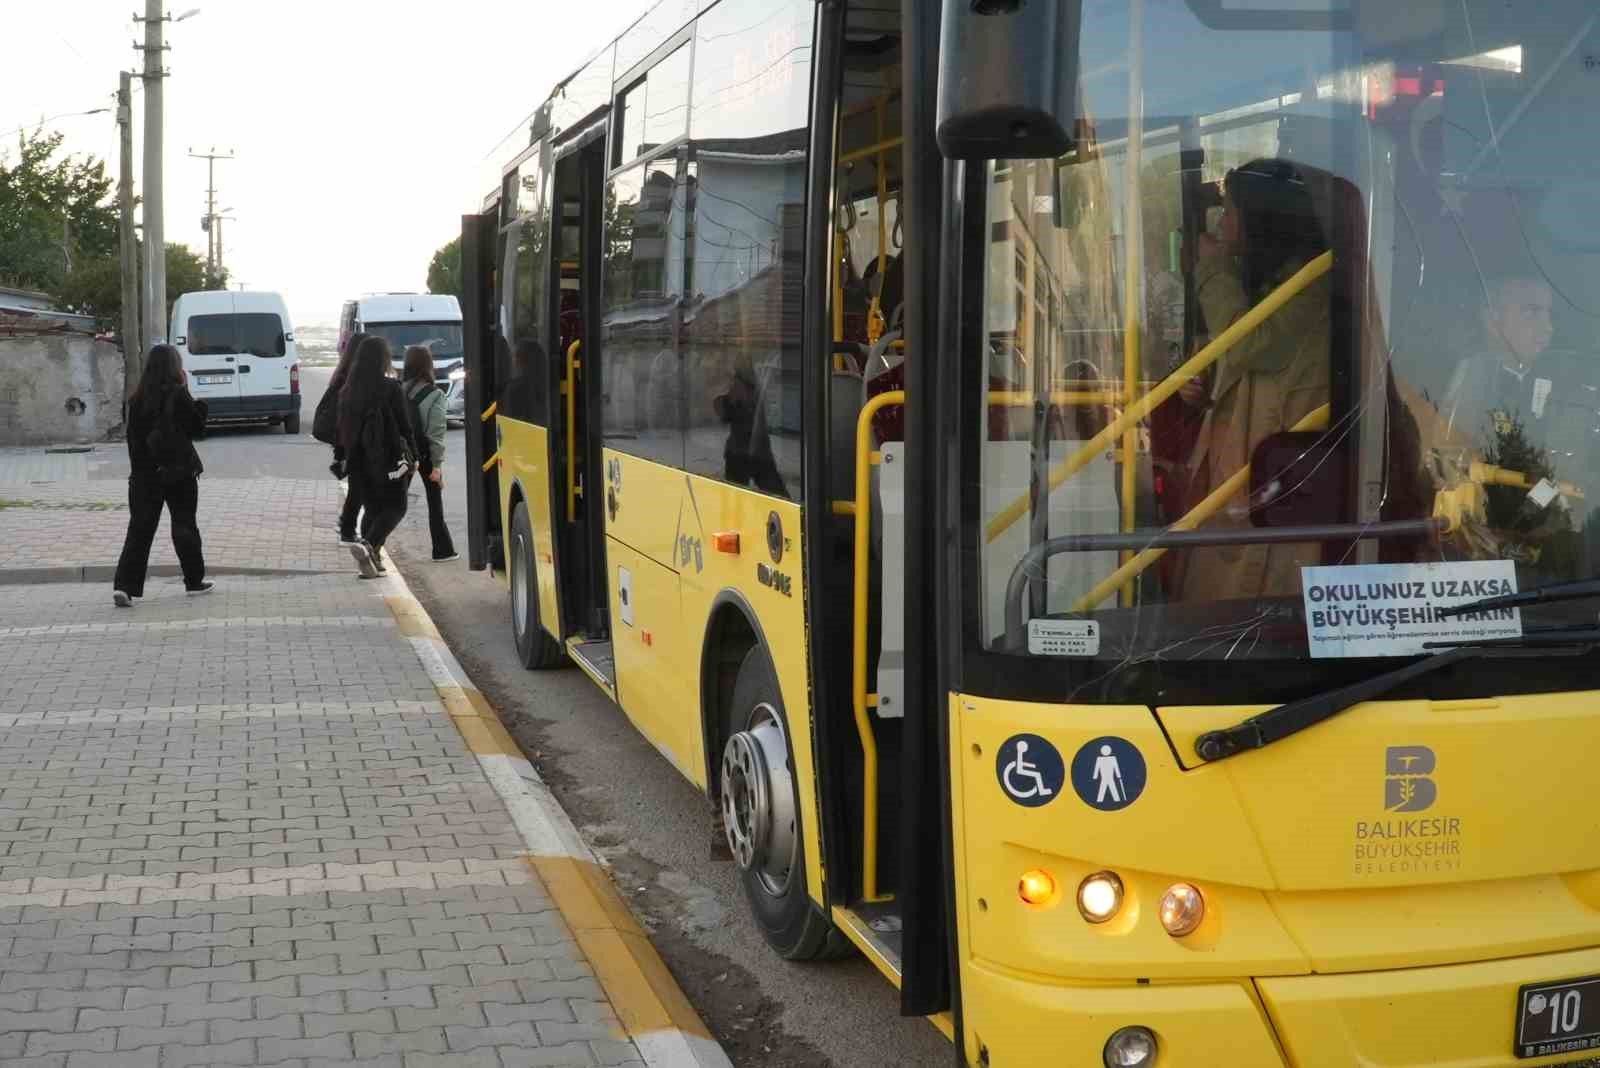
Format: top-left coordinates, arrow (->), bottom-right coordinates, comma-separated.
2,0 -> 643,326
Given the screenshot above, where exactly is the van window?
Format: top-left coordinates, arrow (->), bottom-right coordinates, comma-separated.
188,313 -> 286,358
364,321 -> 466,361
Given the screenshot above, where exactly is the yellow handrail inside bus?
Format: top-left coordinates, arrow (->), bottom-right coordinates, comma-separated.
852,389 -> 904,905
482,450 -> 500,473
984,250 -> 1335,545
1067,404 -> 1330,612
564,339 -> 581,523
988,390 -> 1123,408
1471,461 -> 1585,500
480,401 -> 497,422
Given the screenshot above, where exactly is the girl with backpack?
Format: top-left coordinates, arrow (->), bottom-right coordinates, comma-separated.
337,336 -> 414,578
402,345 -> 458,562
315,331 -> 370,546
113,344 -> 213,606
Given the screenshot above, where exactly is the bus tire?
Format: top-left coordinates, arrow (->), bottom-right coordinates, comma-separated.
722,646 -> 851,961
510,502 -> 565,669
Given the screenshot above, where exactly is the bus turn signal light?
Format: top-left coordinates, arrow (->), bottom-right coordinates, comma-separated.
1159,883 -> 1204,937
1076,871 -> 1123,923
711,531 -> 741,554
1017,869 -> 1055,905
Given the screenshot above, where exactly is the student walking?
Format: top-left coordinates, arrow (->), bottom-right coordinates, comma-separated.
402,346 -> 458,562
113,344 -> 213,606
314,331 -> 370,545
338,336 -> 414,578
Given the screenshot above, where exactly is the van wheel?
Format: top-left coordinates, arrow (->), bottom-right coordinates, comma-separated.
721,646 -> 851,961
510,502 -> 565,669
284,413 -> 301,435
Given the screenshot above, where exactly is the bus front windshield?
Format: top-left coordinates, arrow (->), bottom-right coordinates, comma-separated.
366,321 -> 465,363
977,0 -> 1600,675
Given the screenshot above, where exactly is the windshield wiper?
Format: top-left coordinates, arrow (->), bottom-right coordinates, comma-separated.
1436,575 -> 1600,619
1193,631 -> 1597,763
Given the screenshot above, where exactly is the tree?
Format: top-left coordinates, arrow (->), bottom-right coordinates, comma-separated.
426,237 -> 463,300
0,129 -> 116,293
56,242 -> 226,333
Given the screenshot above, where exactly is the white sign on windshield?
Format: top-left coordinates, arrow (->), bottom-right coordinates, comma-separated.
1300,561 -> 1523,659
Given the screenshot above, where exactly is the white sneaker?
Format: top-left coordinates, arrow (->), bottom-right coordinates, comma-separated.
113,590 -> 134,608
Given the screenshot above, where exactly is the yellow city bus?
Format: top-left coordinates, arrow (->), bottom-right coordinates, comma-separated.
461,1 -> 1600,1063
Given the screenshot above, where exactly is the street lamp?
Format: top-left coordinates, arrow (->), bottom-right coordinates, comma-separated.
172,8 -> 201,21
0,107 -> 110,140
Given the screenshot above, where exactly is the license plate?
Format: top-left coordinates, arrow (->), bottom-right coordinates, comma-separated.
194,374 -> 230,385
1516,976 -> 1600,1058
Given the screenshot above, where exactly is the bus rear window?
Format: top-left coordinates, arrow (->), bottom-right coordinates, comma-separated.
188,313 -> 285,358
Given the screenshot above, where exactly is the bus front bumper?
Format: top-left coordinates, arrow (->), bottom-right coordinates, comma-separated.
962,944 -> 1600,1066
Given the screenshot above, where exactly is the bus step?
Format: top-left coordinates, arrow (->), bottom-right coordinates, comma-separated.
567,639 -> 617,693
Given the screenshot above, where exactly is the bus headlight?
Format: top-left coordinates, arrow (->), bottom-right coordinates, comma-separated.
1159,883 -> 1205,937
1103,1025 -> 1157,1066
1076,871 -> 1123,923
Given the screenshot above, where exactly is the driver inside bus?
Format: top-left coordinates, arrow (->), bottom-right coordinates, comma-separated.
1173,158 -> 1332,602
1439,274 -> 1554,446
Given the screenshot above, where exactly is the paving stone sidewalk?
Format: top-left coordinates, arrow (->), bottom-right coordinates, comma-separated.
0,478 -> 349,576
0,567 -> 645,1066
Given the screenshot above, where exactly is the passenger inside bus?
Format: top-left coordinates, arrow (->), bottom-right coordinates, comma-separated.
1170,158 -> 1332,602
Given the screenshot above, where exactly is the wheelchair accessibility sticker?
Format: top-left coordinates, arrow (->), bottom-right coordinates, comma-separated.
1069,737 -> 1147,811
996,734 -> 1065,808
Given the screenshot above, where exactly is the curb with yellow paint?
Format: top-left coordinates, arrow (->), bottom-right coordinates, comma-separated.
372,562 -> 733,1068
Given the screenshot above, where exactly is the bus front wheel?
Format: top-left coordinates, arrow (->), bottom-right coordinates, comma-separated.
721,646 -> 849,961
509,503 -> 565,670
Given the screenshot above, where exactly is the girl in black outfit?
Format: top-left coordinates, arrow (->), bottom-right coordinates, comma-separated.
325,331 -> 370,545
338,336 -> 414,578
113,344 -> 213,606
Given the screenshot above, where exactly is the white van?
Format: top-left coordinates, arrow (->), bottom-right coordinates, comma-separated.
170,290 -> 302,434
337,293 -> 463,377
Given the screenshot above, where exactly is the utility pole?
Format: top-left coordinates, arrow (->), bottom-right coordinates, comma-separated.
137,0 -> 168,346
188,146 -> 232,284
117,71 -> 141,396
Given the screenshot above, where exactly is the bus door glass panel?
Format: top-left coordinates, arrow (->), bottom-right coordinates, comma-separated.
681,0 -> 816,500
601,158 -> 686,470
505,206 -> 556,422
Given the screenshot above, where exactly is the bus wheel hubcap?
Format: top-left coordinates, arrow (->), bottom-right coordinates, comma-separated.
721,703 -> 796,898
512,534 -> 529,635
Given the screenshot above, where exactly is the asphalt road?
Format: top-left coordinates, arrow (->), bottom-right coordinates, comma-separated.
255,368 -> 955,1068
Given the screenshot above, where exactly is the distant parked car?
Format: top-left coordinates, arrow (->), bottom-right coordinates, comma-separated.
445,368 -> 465,428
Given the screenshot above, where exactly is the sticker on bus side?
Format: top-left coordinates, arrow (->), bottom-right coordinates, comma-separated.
1300,560 -> 1522,659
1028,619 -> 1100,656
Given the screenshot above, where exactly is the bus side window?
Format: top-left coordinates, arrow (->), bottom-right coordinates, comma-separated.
679,0 -> 815,500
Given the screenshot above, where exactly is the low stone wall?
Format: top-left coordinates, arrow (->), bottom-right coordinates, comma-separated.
0,334 -> 125,446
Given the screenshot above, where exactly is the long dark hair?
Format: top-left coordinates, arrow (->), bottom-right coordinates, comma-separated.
338,335 -> 393,449
1225,159 -> 1327,301
329,331 -> 370,394
402,345 -> 435,386
130,344 -> 185,419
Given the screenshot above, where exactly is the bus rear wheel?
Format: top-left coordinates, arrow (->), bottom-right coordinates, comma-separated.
510,502 -> 565,669
721,647 -> 849,961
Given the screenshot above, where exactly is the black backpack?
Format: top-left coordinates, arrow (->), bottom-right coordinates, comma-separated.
357,390 -> 414,481
312,384 -> 340,445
